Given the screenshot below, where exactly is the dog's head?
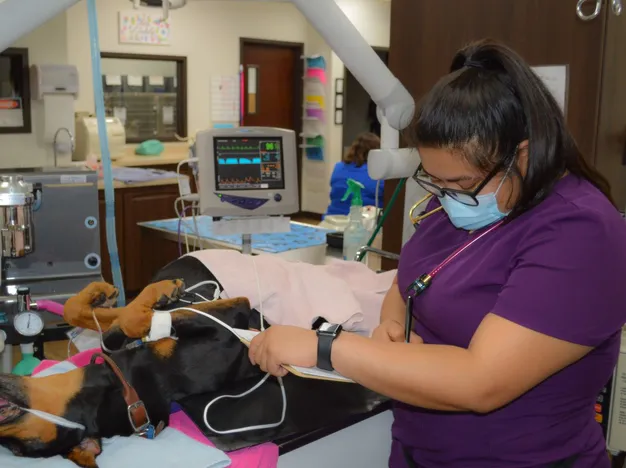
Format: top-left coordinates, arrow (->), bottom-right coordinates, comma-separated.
0,370 -> 103,467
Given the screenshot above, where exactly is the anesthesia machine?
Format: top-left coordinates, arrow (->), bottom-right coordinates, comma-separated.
0,169 -> 101,374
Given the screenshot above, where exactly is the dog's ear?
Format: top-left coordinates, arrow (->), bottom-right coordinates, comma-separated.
66,437 -> 102,468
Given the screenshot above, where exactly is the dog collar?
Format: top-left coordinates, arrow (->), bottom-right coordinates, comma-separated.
91,352 -> 164,439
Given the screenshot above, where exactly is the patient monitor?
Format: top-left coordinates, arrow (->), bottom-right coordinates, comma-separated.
196,127 -> 299,217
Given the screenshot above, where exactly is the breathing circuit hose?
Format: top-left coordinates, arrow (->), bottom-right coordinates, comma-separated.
87,0 -> 126,305
357,177 -> 407,262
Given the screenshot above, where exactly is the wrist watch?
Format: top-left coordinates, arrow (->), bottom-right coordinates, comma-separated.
316,322 -> 343,371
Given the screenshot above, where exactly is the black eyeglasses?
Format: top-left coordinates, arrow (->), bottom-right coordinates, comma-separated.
412,162 -> 504,207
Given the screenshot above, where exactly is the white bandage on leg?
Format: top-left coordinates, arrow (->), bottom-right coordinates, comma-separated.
148,312 -> 173,342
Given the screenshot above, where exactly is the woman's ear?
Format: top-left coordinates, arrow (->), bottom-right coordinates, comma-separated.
516,140 -> 529,177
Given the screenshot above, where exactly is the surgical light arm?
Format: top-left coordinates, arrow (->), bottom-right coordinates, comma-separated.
0,0 -> 81,53
291,0 -> 420,180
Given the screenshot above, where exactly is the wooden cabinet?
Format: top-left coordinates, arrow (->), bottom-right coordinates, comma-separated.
122,187 -> 179,291
98,183 -> 180,295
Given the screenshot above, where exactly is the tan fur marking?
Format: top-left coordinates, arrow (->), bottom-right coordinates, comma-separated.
149,338 -> 177,359
0,368 -> 85,443
67,446 -> 98,468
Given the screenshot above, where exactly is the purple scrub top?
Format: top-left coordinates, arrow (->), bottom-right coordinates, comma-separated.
393,175 -> 626,468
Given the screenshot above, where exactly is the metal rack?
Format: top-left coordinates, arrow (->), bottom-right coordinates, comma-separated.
104,91 -> 178,141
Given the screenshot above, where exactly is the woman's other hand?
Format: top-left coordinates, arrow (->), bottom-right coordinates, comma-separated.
371,319 -> 423,344
248,325 -> 317,377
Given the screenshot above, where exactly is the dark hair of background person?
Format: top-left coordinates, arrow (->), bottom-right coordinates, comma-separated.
343,132 -> 381,168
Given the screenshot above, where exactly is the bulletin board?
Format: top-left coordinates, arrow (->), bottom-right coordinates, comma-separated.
118,11 -> 171,46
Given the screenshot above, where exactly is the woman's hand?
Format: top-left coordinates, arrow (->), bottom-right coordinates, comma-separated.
371,319 -> 424,344
248,326 -> 317,377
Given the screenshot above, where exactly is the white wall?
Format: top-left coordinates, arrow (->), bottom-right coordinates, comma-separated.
0,12 -> 69,168
66,0 -> 309,135
0,0 -> 391,214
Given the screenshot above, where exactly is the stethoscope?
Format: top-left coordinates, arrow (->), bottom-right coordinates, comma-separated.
402,194 -> 504,342
577,0 -> 622,21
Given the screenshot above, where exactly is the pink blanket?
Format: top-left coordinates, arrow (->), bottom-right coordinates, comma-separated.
187,250 -> 396,336
33,349 -> 279,468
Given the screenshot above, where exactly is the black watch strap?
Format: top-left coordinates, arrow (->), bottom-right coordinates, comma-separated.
317,323 -> 342,371
317,333 -> 335,371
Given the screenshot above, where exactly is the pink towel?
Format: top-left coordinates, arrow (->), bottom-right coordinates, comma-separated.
306,68 -> 327,84
33,349 -> 279,468
187,250 -> 396,336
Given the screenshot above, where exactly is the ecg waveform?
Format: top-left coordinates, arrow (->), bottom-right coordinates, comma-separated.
219,176 -> 261,185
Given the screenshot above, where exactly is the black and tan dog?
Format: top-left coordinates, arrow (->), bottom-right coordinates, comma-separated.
0,256 -> 266,467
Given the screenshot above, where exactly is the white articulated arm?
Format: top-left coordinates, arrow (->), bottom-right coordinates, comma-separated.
291,0 -> 420,180
0,0 -> 81,53
291,0 -> 414,132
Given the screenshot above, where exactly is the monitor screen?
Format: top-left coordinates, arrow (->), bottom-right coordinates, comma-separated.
213,136 -> 285,191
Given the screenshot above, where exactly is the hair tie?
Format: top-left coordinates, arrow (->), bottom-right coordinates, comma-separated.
464,59 -> 484,69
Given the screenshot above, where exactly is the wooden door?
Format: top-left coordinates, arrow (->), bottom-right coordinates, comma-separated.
241,39 -> 304,131
383,0 -> 614,267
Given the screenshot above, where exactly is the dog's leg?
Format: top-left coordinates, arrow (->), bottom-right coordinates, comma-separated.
64,280 -> 185,338
63,283 -> 121,331
116,279 -> 185,338
65,438 -> 101,468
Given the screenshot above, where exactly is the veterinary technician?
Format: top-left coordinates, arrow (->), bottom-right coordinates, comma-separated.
324,132 -> 384,217
249,39 -> 626,468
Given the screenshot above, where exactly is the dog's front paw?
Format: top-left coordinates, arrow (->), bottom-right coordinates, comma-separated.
81,282 -> 119,308
67,282 -> 118,311
150,279 -> 185,309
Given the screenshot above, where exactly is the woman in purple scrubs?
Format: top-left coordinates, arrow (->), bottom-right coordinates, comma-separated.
248,39 -> 626,467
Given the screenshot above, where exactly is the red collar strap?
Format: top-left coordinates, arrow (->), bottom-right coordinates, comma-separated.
91,352 -> 164,438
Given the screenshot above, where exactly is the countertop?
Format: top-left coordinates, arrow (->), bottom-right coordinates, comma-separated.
96,143 -> 189,190
112,142 -> 191,168
97,177 -> 181,190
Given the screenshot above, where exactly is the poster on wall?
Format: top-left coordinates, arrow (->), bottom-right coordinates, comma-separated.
211,76 -> 240,123
118,11 -> 171,46
531,65 -> 569,114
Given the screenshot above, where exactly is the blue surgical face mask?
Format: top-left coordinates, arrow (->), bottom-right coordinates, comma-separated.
440,165 -> 511,231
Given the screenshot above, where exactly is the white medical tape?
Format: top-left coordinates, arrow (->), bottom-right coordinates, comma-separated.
148,311 -> 173,342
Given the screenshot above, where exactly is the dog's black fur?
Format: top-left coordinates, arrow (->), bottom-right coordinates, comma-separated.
0,256 -> 385,467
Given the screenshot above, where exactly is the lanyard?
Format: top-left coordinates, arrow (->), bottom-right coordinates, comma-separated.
403,220 -> 504,342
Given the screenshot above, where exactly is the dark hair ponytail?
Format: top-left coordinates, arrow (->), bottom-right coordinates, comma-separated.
406,39 -> 615,217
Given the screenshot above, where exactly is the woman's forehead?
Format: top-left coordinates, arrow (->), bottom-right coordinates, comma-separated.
418,147 -> 481,181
